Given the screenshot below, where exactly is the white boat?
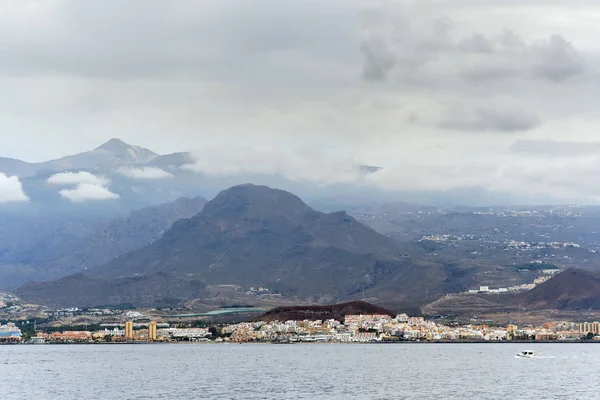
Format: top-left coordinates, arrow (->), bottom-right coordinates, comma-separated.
516,350 -> 536,358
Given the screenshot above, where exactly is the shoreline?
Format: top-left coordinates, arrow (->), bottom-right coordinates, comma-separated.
5,340 -> 600,345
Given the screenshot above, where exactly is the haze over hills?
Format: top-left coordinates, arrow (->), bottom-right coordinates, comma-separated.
0,196 -> 206,287
0,138 -> 158,177
1,138 -> 583,215
2,137 -> 394,219
16,184 -> 460,308
5,139 -> 600,314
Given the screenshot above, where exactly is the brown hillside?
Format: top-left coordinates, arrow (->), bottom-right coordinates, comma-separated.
258,301 -> 395,322
518,268 -> 600,310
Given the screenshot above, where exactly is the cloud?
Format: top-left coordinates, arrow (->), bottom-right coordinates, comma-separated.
510,139 -> 600,156
529,35 -> 585,82
365,163 -> 498,192
47,171 -> 109,186
59,183 -> 119,202
47,171 -> 119,202
117,166 -> 173,180
183,146 -> 366,185
0,173 -> 29,203
437,99 -> 541,133
0,1 -> 599,205
360,12 -> 587,84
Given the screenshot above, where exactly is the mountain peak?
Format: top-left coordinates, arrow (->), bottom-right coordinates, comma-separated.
95,138 -> 130,151
203,184 -> 313,219
93,138 -> 158,162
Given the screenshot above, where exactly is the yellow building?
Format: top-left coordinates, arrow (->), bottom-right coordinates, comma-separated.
506,324 -> 518,339
125,321 -> 134,339
148,321 -> 157,341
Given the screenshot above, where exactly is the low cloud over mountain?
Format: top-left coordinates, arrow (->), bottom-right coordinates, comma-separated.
47,170 -> 118,202
0,173 -> 29,203
117,166 -> 173,180
0,1 -> 599,204
58,183 -> 119,203
47,171 -> 109,186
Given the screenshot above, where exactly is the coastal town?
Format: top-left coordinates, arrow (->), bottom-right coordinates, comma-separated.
2,313 -> 599,344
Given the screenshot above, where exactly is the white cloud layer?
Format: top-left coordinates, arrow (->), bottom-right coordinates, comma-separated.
0,1 -> 599,203
0,173 -> 29,203
47,171 -> 109,186
117,166 -> 173,180
183,146 -> 366,185
59,183 -> 119,202
47,171 -> 119,202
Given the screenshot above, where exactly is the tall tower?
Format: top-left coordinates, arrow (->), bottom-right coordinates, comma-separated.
125,321 -> 134,339
148,321 -> 157,341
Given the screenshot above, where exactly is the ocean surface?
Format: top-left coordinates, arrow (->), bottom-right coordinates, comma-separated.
1,343 -> 599,399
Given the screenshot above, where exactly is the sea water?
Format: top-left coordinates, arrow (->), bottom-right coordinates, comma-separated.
1,343 -> 598,399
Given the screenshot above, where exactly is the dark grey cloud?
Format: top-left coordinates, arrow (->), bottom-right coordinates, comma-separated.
438,101 -> 541,133
510,140 -> 600,156
360,13 -> 587,84
529,35 -> 585,82
360,36 -> 396,81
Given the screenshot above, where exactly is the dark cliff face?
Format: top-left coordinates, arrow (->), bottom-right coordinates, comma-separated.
518,268 -> 600,310
17,184 -> 437,308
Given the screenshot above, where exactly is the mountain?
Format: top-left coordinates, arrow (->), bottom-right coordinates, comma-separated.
55,195 -> 208,274
2,138 -> 390,216
0,157 -> 39,177
44,138 -> 158,171
422,268 -> 600,317
517,268 -> 600,310
1,139 -> 159,178
259,301 -> 395,322
0,196 -> 206,287
17,184 -> 450,308
16,272 -> 208,308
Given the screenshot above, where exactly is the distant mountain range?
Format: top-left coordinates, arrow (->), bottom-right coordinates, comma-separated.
0,138 -> 158,177
0,138 -> 391,226
6,139 -> 600,314
16,184 -> 460,308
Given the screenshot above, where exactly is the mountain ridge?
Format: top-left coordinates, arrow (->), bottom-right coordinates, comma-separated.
16,184 -> 440,308
0,195 -> 207,286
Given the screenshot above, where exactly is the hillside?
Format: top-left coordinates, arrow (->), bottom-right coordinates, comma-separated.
259,301 -> 395,322
17,272 -> 208,308
17,184 -> 452,308
0,196 -> 206,286
3,138 -> 158,177
517,268 -> 600,310
73,196 -> 207,270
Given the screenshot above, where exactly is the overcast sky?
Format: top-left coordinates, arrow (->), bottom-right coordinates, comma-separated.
1,0 -> 600,201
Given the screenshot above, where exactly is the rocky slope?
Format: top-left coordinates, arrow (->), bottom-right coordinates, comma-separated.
17,185 -> 454,308
0,196 -> 206,286
517,268 -> 600,310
